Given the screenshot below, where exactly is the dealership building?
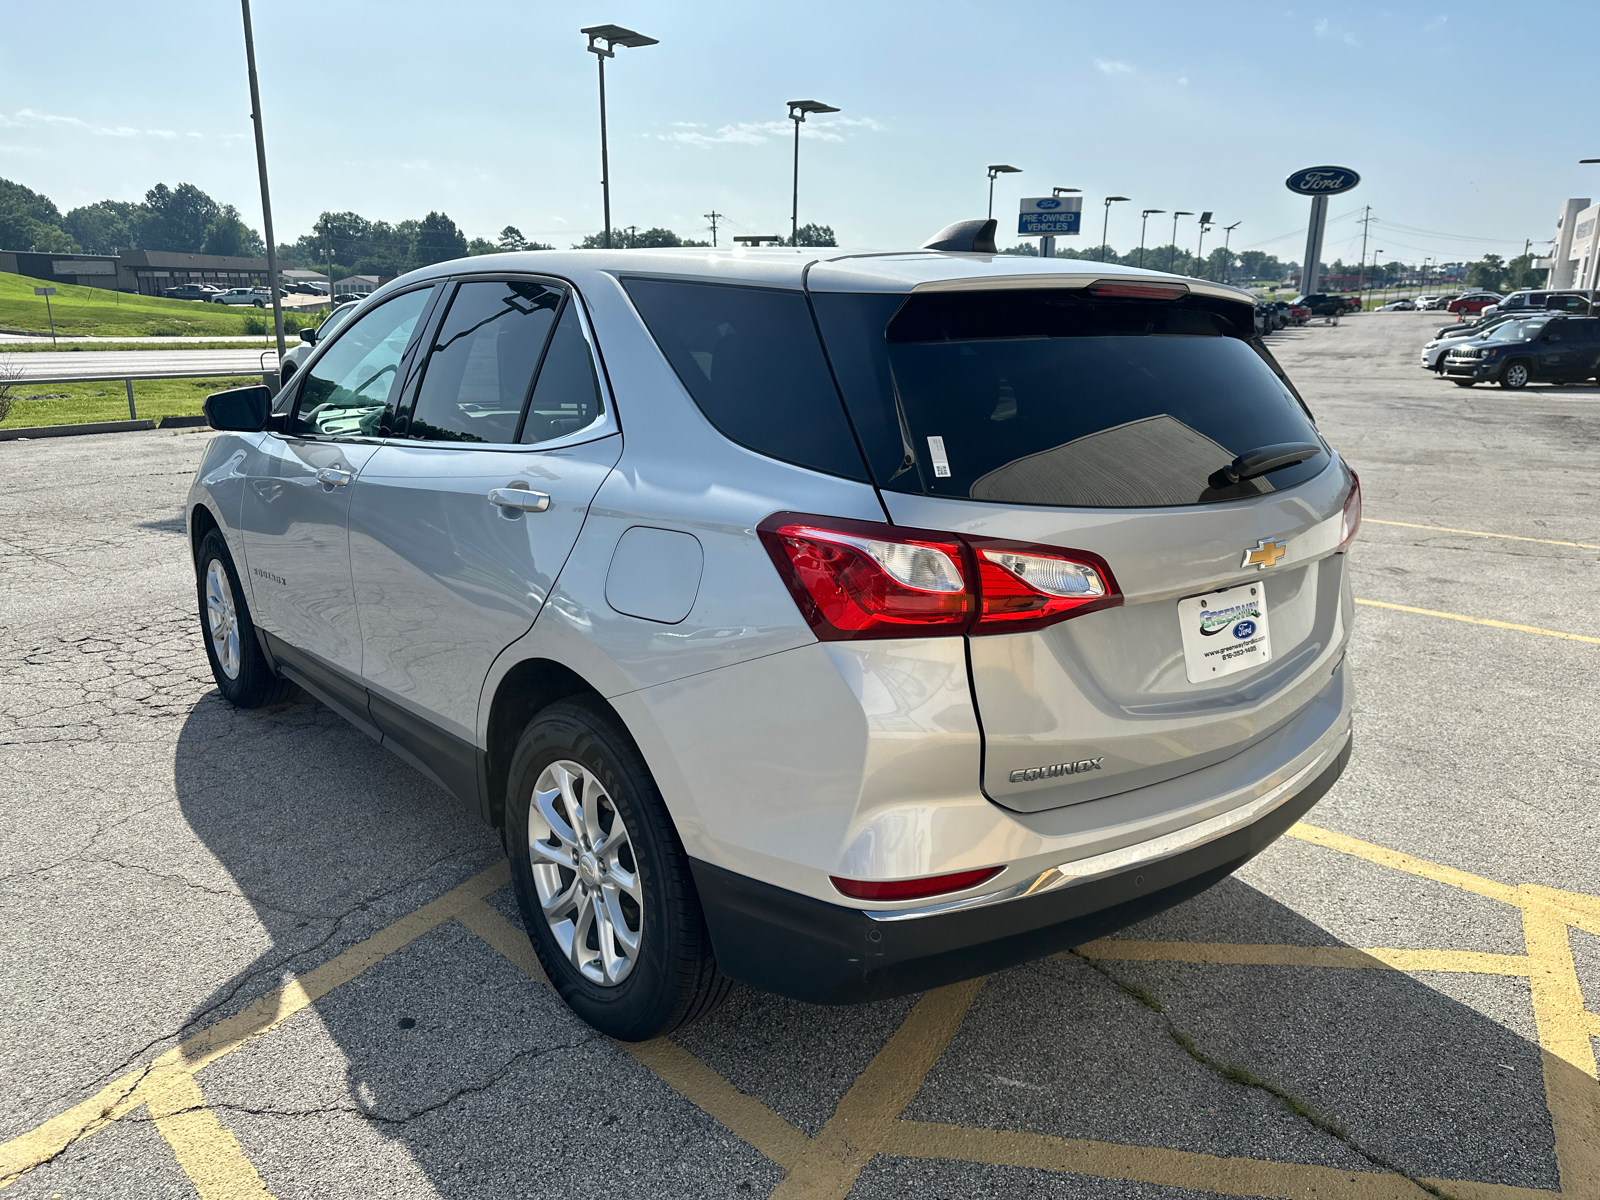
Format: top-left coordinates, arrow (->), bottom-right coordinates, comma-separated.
0,249 -> 272,295
1546,198 -> 1598,291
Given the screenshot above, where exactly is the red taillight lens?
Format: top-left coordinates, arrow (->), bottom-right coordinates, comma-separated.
1340,472 -> 1362,548
969,541 -> 1120,635
830,866 -> 1002,902
760,514 -> 1123,641
1087,280 -> 1190,300
758,516 -> 972,639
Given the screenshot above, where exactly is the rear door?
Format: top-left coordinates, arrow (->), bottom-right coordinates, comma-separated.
813,282 -> 1353,813
346,276 -> 620,795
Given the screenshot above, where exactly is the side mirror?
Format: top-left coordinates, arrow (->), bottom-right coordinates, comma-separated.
299,327 -> 316,344
204,385 -> 272,432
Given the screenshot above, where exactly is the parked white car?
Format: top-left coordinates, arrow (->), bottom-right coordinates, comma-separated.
277,301 -> 360,385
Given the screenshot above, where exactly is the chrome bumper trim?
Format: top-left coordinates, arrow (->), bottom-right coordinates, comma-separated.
861,737 -> 1342,924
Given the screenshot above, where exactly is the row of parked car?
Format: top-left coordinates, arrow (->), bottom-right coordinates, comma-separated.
1419,289 -> 1600,388
1251,292 -> 1364,335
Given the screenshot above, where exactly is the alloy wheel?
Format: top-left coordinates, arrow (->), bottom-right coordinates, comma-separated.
1504,362 -> 1529,389
528,759 -> 643,986
204,559 -> 241,680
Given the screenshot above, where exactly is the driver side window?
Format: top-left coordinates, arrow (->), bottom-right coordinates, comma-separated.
290,288 -> 433,438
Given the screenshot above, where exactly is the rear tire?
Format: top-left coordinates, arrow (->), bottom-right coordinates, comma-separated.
195,529 -> 294,708
1453,380 -> 1475,388
1500,360 -> 1530,389
505,700 -> 731,1041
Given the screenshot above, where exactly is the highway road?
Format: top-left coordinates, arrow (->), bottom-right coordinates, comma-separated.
3,348 -> 283,381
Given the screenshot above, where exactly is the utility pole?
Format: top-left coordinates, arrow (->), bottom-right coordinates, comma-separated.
1355,205 -> 1372,303
704,211 -> 722,248
582,25 -> 658,251
240,0 -> 285,363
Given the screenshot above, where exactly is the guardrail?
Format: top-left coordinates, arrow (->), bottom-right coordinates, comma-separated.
4,365 -> 279,420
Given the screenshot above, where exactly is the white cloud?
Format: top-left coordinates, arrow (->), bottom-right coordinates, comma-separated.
0,108 -> 191,138
1424,14 -> 1447,31
659,115 -> 883,148
1314,18 -> 1329,36
1177,74 -> 1190,87
1095,59 -> 1134,74
1313,17 -> 1360,46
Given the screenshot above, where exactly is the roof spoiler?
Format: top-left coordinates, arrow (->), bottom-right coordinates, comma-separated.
921,219 -> 998,254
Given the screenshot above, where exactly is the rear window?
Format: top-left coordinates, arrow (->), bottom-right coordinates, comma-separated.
622,278 -> 867,481
812,288 -> 1329,508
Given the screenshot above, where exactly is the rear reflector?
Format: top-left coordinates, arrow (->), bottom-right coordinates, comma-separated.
830,866 -> 1002,902
760,513 -> 1122,641
1340,472 -> 1362,548
1087,280 -> 1190,300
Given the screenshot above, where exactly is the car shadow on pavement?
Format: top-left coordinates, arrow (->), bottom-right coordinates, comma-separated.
168,692 -> 1570,1197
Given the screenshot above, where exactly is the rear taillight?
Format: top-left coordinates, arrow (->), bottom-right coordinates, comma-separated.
1340,472 -> 1362,548
830,866 -> 1002,902
758,514 -> 1121,641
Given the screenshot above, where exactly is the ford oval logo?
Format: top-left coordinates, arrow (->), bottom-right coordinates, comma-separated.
1285,166 -> 1360,196
1037,197 -> 1061,209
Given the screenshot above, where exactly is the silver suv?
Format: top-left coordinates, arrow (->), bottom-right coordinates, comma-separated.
189,238 -> 1359,1040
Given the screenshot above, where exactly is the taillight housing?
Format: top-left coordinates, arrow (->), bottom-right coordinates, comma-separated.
758,513 -> 1121,641
830,866 -> 1002,902
1340,472 -> 1362,549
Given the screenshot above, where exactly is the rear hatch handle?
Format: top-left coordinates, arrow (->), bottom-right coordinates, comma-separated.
1209,442 -> 1323,489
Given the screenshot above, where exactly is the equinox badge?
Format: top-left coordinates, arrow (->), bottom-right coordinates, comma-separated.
1010,758 -> 1104,783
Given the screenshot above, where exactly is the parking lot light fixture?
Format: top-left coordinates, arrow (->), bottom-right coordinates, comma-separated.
1100,196 -> 1129,262
1168,212 -> 1192,272
1221,221 -> 1241,284
582,24 -> 658,250
987,165 -> 1021,220
1138,209 -> 1164,269
787,100 -> 840,246
1195,211 -> 1214,277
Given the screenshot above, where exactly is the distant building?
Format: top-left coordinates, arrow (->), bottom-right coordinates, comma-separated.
115,250 -> 270,296
0,250 -> 120,289
333,273 -> 386,296
280,268 -> 331,290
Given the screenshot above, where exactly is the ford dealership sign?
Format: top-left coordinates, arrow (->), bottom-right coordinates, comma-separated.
1285,166 -> 1360,196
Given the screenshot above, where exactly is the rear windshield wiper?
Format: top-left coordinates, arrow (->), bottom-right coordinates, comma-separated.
1209,442 -> 1322,489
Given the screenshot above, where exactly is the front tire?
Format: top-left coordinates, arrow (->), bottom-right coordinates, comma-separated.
505,701 -> 730,1040
196,529 -> 294,708
1500,360 -> 1530,389
1453,380 -> 1475,388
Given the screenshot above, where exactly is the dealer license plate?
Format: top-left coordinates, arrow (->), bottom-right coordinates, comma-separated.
1178,582 -> 1272,683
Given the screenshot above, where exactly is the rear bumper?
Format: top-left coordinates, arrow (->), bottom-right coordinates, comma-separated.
693,734 -> 1351,1005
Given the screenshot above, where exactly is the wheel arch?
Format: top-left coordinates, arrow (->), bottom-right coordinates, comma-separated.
189,500 -> 221,565
481,657 -> 633,831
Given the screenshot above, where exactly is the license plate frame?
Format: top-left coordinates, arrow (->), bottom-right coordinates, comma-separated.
1178,582 -> 1272,683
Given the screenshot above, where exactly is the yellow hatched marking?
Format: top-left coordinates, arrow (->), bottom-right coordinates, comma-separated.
884,1120 -> 1555,1200
0,860 -> 509,1190
1077,939 -> 1531,976
1354,598 -> 1600,645
1287,822 -> 1522,905
1365,518 -> 1600,551
146,1074 -> 275,1200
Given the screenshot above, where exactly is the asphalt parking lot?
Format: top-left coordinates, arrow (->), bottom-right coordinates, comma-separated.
1,309 -> 1597,1200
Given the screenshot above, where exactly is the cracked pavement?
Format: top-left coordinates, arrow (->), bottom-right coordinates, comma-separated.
1,313 -> 1597,1198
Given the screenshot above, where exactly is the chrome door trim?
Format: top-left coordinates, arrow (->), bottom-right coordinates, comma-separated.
861,735 -> 1345,923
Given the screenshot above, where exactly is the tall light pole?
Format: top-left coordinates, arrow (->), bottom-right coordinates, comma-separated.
987,165 -> 1021,220
787,100 -> 839,246
1138,209 -> 1164,269
1194,211 -> 1213,278
1038,186 -> 1079,259
1100,196 -> 1129,262
239,0 -> 284,362
1168,211 -> 1192,272
582,24 -> 658,250
1221,221 -> 1240,284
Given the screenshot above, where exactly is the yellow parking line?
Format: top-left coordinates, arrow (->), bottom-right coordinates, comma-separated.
1365,518 -> 1600,551
145,1074 -> 275,1200
1286,823 -> 1521,906
1077,939 -> 1531,976
1354,598 -> 1600,645
0,860 -> 510,1190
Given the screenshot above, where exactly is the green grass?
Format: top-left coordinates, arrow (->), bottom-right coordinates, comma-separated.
0,340 -> 277,353
0,375 -> 255,429
0,271 -> 318,338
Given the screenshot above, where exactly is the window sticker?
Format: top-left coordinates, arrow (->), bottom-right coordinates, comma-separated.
926,435 -> 952,478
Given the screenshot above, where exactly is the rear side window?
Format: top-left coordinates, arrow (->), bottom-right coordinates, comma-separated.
813,288 -> 1329,508
622,278 -> 867,481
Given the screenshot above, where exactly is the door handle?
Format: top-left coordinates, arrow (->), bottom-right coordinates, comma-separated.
488,487 -> 551,513
316,467 -> 354,487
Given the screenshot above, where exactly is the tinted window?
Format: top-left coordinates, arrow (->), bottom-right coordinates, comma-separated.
815,289 -> 1329,508
291,287 -> 433,438
520,301 -> 604,444
408,280 -> 562,443
622,278 -> 867,480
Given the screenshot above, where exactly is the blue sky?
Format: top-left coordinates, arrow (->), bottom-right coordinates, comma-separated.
2,1 -> 1595,265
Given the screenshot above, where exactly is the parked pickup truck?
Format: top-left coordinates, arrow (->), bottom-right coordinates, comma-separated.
1293,293 -> 1361,317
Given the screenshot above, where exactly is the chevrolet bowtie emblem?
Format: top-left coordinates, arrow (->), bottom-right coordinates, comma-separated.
1242,537 -> 1288,569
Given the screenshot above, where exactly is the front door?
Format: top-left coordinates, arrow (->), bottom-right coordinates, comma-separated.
238,285 -> 437,715
346,278 -> 620,798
